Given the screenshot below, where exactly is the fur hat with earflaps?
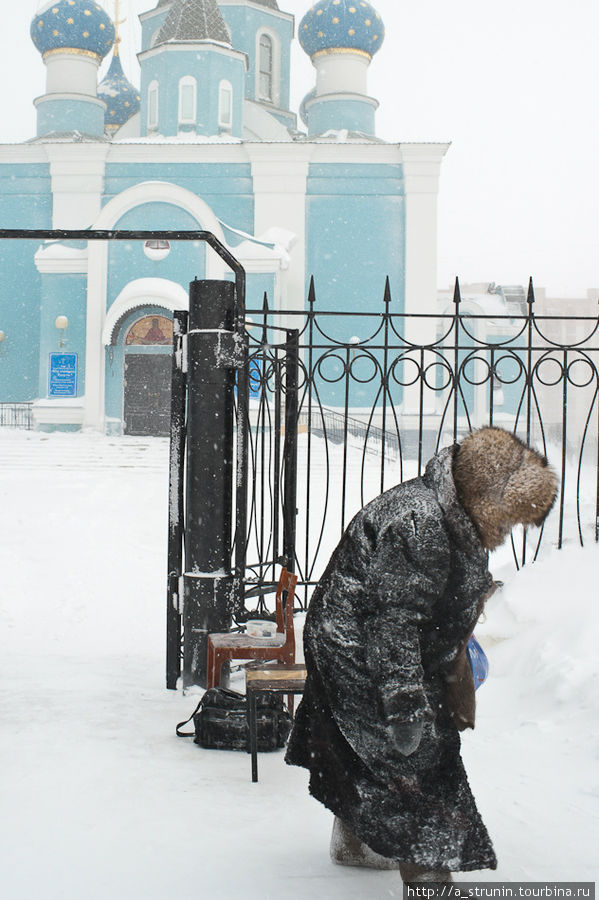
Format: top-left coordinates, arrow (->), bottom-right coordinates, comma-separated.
452,427 -> 558,551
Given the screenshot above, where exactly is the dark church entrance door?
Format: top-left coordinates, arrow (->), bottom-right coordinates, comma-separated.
123,315 -> 173,436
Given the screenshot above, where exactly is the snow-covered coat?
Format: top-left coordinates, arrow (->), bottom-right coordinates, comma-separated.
287,433 -> 557,872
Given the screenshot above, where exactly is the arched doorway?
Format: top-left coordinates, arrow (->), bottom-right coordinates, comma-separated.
123,314 -> 173,436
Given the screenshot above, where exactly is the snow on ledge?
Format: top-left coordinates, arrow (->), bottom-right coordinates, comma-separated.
102,278 -> 189,345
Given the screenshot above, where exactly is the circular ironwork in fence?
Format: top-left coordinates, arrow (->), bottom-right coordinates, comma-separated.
566,355 -> 598,389
533,355 -> 566,387
314,351 -> 348,384
348,350 -> 380,384
492,352 -> 525,385
314,348 -> 384,385
422,358 -> 454,392
460,353 -> 495,387
385,353 -> 426,388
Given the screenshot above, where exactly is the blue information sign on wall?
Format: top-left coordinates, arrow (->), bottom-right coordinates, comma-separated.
49,353 -> 78,398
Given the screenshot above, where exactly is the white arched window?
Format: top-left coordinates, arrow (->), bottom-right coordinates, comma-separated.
178,76 -> 197,127
259,34 -> 273,101
218,80 -> 233,130
147,80 -> 159,131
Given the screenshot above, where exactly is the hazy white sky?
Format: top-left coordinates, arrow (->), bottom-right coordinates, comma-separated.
5,0 -> 599,296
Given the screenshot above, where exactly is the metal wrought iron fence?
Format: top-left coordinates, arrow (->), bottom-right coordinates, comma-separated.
242,279 -> 599,610
0,403 -> 34,429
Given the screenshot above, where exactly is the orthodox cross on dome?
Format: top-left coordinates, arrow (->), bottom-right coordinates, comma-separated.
113,0 -> 126,56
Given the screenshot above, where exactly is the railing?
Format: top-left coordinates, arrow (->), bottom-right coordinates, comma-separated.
0,403 -> 34,429
243,279 -> 599,609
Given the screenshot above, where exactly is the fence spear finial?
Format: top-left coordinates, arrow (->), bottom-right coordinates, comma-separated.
261,292 -> 269,345
527,276 -> 535,311
307,275 -> 316,307
383,276 -> 392,308
453,276 -> 461,308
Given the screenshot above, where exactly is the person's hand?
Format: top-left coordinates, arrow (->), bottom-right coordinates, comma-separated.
390,720 -> 423,756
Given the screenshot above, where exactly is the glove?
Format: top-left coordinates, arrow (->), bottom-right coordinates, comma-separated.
390,720 -> 423,756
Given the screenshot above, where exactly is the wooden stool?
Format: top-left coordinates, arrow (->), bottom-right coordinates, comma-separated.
246,663 -> 307,783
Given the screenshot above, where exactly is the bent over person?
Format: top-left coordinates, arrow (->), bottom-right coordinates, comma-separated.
285,427 -> 558,883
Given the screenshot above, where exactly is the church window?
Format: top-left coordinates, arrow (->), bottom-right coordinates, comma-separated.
148,81 -> 159,130
178,76 -> 197,126
258,34 -> 273,102
218,80 -> 233,130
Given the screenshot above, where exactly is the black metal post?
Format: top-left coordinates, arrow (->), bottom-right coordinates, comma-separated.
166,310 -> 188,689
183,279 -> 243,687
283,329 -> 299,574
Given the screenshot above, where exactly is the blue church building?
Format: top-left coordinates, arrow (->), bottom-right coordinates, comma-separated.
0,0 -> 448,433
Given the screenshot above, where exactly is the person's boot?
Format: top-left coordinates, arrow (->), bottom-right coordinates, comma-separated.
399,861 -> 454,883
330,816 -> 398,869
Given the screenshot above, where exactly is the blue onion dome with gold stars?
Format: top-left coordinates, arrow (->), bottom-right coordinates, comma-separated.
299,0 -> 384,59
98,52 -> 141,132
31,1 -> 115,61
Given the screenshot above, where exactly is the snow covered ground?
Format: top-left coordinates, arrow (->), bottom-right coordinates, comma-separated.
0,430 -> 597,899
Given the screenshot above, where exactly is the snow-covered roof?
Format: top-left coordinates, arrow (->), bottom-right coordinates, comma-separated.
155,0 -> 231,45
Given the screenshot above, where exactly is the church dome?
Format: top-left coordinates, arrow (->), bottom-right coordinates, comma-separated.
155,0 -> 231,45
31,0 -> 115,60
98,52 -> 141,132
299,0 -> 384,59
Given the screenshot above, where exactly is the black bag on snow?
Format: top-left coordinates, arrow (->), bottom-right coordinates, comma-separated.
176,687 -> 292,752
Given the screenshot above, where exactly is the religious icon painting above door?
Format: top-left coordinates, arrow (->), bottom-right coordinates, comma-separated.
123,314 -> 173,436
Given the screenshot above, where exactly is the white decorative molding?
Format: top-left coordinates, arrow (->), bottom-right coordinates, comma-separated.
138,42 -> 247,69
247,144 -> 312,314
34,243 -> 88,274
84,181 -> 227,430
102,277 -> 189,345
44,143 -> 110,229
33,398 -> 85,426
398,142 -> 450,410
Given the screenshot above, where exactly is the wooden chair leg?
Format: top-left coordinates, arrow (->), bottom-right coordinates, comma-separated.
287,694 -> 294,717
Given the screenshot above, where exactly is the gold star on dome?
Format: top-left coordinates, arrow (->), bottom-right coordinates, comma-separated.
317,30 -> 324,37
53,29 -> 59,36
332,17 -> 339,23
349,6 -> 356,12
67,18 -> 74,24
348,28 -> 355,35
84,9 -> 92,15
83,31 -> 89,37
100,23 -> 105,29
52,7 -> 58,12
38,21 -> 43,28
365,19 -> 371,26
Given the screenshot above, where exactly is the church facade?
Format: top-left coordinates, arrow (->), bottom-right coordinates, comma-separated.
0,0 -> 448,433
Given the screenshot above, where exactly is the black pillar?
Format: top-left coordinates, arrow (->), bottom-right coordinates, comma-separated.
166,310 -> 188,689
183,279 -> 242,687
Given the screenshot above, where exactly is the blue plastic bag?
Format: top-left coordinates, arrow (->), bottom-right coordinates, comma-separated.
466,634 -> 489,690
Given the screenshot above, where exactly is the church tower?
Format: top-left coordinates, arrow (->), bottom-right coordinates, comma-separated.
138,0 -> 247,138
30,0 -> 115,138
299,0 -> 384,136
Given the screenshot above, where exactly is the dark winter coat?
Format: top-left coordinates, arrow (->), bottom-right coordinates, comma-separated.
286,446 -> 497,872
